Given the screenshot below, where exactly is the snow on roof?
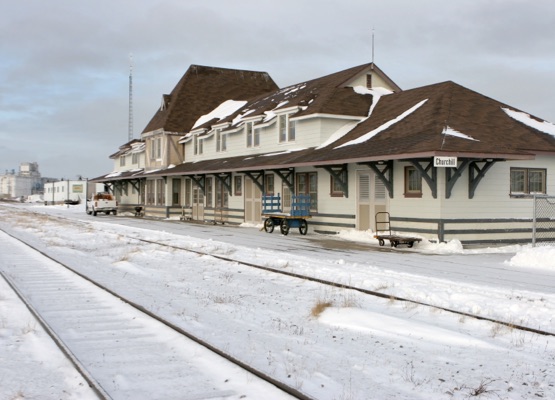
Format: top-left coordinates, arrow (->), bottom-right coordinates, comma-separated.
193,100 -> 247,129
317,87 -> 394,149
317,121 -> 360,149
502,108 -> 555,137
442,126 -> 478,141
231,108 -> 256,127
260,148 -> 306,157
335,99 -> 428,149
352,86 -> 393,116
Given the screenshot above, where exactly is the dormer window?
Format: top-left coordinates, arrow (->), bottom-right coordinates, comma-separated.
120,156 -> 126,167
279,114 -> 296,143
246,122 -> 260,148
194,135 -> 203,155
160,94 -> 171,111
216,129 -> 227,152
366,74 -> 372,89
150,137 -> 161,160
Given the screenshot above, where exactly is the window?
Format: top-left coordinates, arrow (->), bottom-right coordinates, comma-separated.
194,135 -> 204,155
172,178 -> 181,206
156,137 -> 162,159
246,122 -> 259,148
234,176 -> 242,196
330,170 -> 347,197
146,180 -> 155,205
150,137 -> 162,160
215,179 -> 229,208
132,152 -> 139,165
254,127 -> 261,146
296,172 -> 318,211
404,166 -> 422,197
246,123 -> 253,147
510,168 -> 546,195
265,174 -> 275,196
205,177 -> 213,207
156,178 -> 165,205
185,178 -> 192,207
216,129 -> 227,152
279,114 -> 296,143
120,156 -> 126,167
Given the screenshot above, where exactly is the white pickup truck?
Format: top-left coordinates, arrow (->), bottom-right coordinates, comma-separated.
86,192 -> 118,216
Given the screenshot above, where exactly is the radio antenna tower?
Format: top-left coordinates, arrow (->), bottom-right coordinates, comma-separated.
371,27 -> 375,69
128,53 -> 134,142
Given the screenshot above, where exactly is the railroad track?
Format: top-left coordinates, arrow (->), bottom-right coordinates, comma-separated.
2,209 -> 554,340
0,229 -> 308,400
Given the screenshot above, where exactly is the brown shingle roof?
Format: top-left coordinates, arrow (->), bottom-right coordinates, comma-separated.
142,65 -> 279,134
315,81 -> 555,162
96,65 -> 555,183
192,62 -> 401,132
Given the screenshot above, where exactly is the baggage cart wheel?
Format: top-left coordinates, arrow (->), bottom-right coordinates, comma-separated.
299,219 -> 308,235
264,218 -> 274,233
378,239 -> 385,246
408,241 -> 414,248
280,219 -> 290,235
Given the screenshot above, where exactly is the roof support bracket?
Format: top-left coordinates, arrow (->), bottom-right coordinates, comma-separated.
129,179 -> 141,193
319,164 -> 349,198
409,159 -> 437,198
119,180 -> 128,197
445,159 -> 474,199
243,171 -> 265,194
213,172 -> 232,196
104,183 -> 114,194
190,175 -> 206,195
469,160 -> 496,199
272,168 -> 295,194
364,161 -> 394,198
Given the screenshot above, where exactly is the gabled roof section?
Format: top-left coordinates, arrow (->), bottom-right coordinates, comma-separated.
191,62 -> 401,132
313,81 -> 555,162
142,65 -> 279,134
109,138 -> 144,159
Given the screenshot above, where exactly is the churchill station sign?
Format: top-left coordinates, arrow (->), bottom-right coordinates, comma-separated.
433,156 -> 458,167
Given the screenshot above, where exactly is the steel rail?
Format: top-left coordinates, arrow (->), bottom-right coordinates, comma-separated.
2,208 -> 554,339
0,228 -> 313,400
0,270 -> 112,400
131,236 -> 555,338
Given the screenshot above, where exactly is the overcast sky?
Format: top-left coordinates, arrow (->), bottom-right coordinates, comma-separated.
1,0 -> 554,179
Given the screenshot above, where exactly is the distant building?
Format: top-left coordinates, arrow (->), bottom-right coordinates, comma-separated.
0,162 -> 51,199
43,180 -> 104,205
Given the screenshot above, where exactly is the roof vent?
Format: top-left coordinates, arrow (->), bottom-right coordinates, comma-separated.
366,74 -> 372,89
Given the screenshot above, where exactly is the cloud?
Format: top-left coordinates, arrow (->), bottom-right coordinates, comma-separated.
1,0 -> 554,178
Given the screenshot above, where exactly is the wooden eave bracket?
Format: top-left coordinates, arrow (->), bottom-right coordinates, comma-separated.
364,161 -> 394,198
129,179 -> 141,193
445,159 -> 474,199
319,164 -> 349,198
190,175 -> 206,195
104,183 -> 115,194
272,168 -> 295,193
409,159 -> 437,199
468,160 -> 496,199
213,172 -> 232,196
243,171 -> 265,193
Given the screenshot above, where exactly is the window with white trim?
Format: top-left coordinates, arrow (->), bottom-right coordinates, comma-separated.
510,168 -> 546,195
216,129 -> 227,152
246,122 -> 259,148
279,114 -> 296,143
194,134 -> 204,155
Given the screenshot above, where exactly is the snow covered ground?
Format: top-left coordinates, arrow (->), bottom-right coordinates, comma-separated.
0,203 -> 554,399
